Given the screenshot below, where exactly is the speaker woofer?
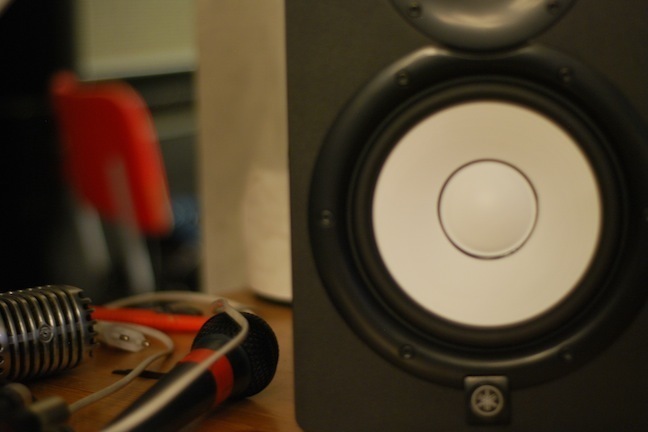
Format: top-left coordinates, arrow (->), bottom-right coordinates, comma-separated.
309,45 -> 648,387
355,80 -> 615,340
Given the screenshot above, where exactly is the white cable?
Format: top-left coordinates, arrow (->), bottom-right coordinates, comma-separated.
104,290 -> 253,313
101,299 -> 248,432
69,322 -> 175,413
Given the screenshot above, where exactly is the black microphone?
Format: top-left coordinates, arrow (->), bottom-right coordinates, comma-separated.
105,310 -> 279,432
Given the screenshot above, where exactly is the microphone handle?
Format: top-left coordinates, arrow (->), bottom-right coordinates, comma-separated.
107,342 -> 251,432
111,361 -> 218,432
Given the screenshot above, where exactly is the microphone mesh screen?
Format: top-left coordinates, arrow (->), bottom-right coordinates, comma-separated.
194,311 -> 279,397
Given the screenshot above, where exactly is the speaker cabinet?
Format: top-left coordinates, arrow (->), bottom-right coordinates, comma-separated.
287,1 -> 648,430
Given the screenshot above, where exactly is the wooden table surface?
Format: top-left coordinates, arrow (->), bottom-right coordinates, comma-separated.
27,291 -> 301,431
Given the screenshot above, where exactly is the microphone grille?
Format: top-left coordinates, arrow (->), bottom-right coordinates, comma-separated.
0,285 -> 96,381
194,311 -> 279,397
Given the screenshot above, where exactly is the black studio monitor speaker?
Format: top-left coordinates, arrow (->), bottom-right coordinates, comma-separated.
287,1 -> 648,430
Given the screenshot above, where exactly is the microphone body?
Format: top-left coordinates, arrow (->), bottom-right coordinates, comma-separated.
108,311 -> 279,432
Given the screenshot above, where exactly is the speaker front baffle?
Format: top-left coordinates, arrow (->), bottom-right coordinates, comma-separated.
288,1 -> 648,430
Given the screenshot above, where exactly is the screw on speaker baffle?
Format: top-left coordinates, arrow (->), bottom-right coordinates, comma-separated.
464,376 -> 510,425
407,2 -> 422,18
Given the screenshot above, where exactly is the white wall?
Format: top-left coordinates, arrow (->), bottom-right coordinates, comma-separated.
195,0 -> 291,301
74,0 -> 196,79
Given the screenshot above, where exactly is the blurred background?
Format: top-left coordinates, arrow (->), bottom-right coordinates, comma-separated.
0,0 -> 200,303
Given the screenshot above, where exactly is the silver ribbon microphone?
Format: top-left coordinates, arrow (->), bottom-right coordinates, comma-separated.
0,285 -> 96,381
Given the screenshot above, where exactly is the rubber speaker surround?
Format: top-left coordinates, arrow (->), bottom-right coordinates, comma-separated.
308,45 -> 648,388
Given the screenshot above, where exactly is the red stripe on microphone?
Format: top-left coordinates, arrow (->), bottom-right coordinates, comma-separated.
180,348 -> 234,405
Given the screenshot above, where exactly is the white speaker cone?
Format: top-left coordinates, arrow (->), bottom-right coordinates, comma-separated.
372,101 -> 602,327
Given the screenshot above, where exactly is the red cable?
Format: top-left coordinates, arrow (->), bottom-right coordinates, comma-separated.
92,306 -> 208,332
